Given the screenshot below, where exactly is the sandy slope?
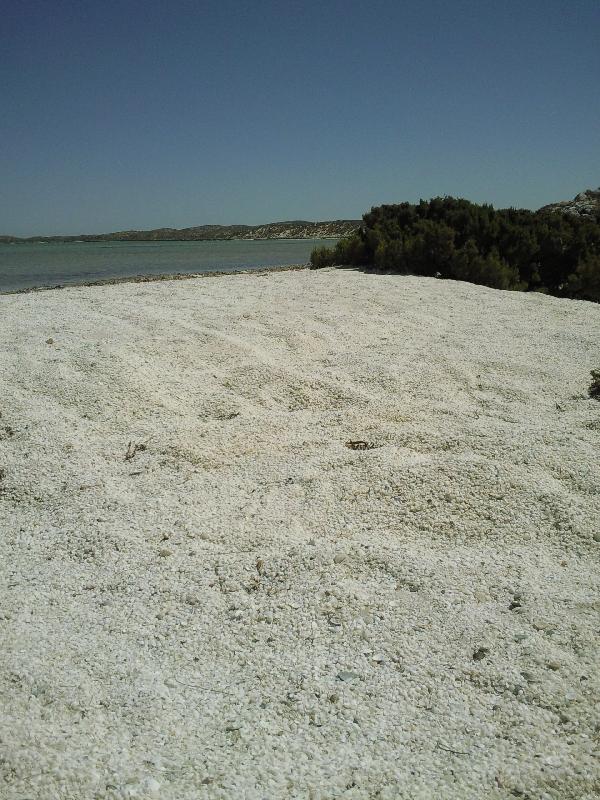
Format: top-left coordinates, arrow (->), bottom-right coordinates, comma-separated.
0,268 -> 599,800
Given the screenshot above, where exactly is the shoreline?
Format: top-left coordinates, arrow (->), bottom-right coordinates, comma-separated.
0,236 -> 344,244
0,262 -> 310,296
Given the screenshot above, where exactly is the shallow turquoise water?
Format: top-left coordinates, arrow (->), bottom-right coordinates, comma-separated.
0,239 -> 334,292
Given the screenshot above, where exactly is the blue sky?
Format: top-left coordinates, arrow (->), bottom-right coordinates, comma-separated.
1,0 -> 599,235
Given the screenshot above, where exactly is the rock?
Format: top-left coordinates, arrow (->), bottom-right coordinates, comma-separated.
593,532 -> 600,542
333,552 -> 347,564
337,670 -> 360,682
158,548 -> 173,557
539,188 -> 600,219
521,671 -> 537,683
472,647 -> 489,661
185,593 -> 200,606
547,661 -> 561,671
532,621 -> 553,632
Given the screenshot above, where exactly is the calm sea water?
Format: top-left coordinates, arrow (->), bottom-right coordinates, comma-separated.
0,239 -> 335,292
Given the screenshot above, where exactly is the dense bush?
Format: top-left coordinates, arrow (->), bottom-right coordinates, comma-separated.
310,196 -> 600,300
564,254 -> 600,302
309,246 -> 336,269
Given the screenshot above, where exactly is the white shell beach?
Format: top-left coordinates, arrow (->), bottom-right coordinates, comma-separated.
1,267 -> 599,799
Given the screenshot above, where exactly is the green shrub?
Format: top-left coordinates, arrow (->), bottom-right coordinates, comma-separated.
310,246 -> 335,269
331,236 -> 368,266
564,254 -> 600,301
374,239 -> 405,271
450,242 -> 520,290
310,197 -> 600,299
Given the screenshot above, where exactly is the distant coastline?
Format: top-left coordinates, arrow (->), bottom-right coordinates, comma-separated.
0,219 -> 361,244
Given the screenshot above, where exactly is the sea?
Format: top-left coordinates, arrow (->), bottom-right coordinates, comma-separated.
0,238 -> 336,292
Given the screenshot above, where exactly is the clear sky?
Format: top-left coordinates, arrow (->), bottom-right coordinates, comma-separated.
2,0 -> 599,236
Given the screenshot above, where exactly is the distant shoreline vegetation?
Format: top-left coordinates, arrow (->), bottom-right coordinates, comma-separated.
0,220 -> 360,244
310,197 -> 600,302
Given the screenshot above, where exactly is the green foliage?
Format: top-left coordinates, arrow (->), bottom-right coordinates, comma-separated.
450,243 -> 520,290
320,196 -> 600,298
333,236 -> 368,266
564,254 -> 600,301
310,246 -> 336,269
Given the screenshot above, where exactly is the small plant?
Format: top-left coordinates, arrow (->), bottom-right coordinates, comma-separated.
589,369 -> 600,400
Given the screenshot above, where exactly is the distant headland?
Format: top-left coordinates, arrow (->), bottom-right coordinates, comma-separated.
0,219 -> 361,244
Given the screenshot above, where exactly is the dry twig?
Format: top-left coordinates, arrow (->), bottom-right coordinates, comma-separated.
345,440 -> 378,451
124,441 -> 147,461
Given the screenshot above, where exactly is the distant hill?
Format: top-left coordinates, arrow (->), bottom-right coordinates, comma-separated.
539,188 -> 600,220
0,219 -> 361,244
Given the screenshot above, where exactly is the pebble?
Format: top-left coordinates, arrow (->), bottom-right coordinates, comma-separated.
333,552 -> 347,564
337,670 -> 360,682
532,621 -> 551,631
185,593 -> 200,606
593,532 -> 600,542
158,548 -> 173,558
547,661 -> 561,671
